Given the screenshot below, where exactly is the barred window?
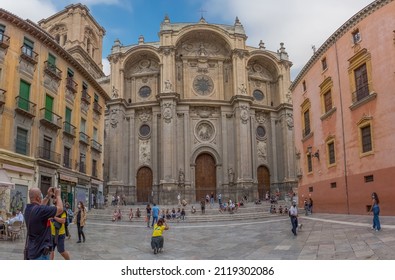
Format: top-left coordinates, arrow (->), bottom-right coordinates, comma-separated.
361,125 -> 372,153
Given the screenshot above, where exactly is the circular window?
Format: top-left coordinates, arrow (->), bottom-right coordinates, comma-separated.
256,126 -> 266,139
139,86 -> 151,98
253,89 -> 264,101
193,75 -> 214,96
139,124 -> 151,137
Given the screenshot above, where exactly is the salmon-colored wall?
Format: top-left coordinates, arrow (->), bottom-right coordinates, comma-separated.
292,1 -> 395,215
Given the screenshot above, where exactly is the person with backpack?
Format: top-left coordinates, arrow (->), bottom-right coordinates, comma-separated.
50,197 -> 70,260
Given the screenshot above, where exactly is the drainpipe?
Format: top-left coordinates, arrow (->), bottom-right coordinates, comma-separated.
334,41 -> 350,214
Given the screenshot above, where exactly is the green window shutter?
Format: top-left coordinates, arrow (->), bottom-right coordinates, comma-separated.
45,95 -> 54,121
18,80 -> 30,111
48,53 -> 56,66
0,24 -> 5,33
67,68 -> 74,77
94,93 -> 99,103
16,127 -> 28,155
23,37 -> 34,48
65,107 -> 72,123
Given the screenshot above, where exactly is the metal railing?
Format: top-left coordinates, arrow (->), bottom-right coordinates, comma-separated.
93,102 -> 102,114
0,33 -> 10,48
91,139 -> 102,152
63,121 -> 76,137
37,146 -> 61,164
79,132 -> 90,145
352,83 -> 370,103
81,89 -> 91,104
66,77 -> 78,93
44,61 -> 62,80
63,156 -> 73,169
15,96 -> 36,117
39,108 -> 62,129
20,45 -> 38,64
302,127 -> 311,138
15,138 -> 29,155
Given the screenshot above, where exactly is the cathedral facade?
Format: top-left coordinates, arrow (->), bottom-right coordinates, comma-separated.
104,16 -> 297,204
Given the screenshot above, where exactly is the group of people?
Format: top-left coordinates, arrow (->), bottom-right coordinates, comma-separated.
23,187 -> 87,260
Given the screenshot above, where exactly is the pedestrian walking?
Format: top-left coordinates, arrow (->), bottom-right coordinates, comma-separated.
151,204 -> 160,227
24,187 -> 63,260
200,197 -> 206,214
369,192 -> 381,231
74,201 -> 87,243
289,201 -> 298,236
151,218 -> 169,254
146,204 -> 151,227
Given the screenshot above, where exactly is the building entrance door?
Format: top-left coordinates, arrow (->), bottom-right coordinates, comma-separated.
257,166 -> 270,200
195,153 -> 216,203
136,167 -> 152,203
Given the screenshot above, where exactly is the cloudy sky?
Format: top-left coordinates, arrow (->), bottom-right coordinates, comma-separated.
0,0 -> 373,79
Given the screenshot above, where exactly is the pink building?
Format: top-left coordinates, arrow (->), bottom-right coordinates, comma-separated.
291,0 -> 395,215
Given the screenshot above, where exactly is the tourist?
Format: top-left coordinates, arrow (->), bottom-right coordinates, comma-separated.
308,198 -> 313,215
370,192 -> 381,231
151,204 -> 160,227
200,197 -> 206,214
146,204 -> 151,227
50,197 -> 70,260
289,201 -> 298,236
191,205 -> 197,214
64,203 -> 73,239
74,201 -> 87,243
136,208 -> 141,218
129,208 -> 134,221
24,187 -> 63,260
151,218 -> 169,254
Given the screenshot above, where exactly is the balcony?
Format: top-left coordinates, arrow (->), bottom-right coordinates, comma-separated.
79,132 -> 90,145
91,139 -> 102,153
0,33 -> 10,49
39,108 -> 62,130
81,89 -> 91,104
63,121 -> 76,138
63,156 -> 73,169
43,61 -> 62,80
93,102 -> 102,115
15,96 -> 36,118
66,77 -> 78,93
352,83 -> 370,103
37,146 -> 61,164
20,45 -> 38,65
0,89 -> 5,106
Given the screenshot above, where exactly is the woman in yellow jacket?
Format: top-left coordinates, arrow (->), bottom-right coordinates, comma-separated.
73,201 -> 87,243
151,218 -> 169,254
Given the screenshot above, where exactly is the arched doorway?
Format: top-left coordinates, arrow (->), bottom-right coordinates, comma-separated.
136,167 -> 152,203
257,166 -> 270,200
195,153 -> 216,202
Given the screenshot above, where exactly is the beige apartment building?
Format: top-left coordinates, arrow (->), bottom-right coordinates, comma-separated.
291,0 -> 395,215
105,16 -> 297,204
0,4 -> 109,214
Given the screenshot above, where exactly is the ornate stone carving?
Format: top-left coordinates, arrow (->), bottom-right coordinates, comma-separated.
255,112 -> 267,124
139,139 -> 151,165
191,106 -> 216,118
257,140 -> 267,161
228,168 -> 235,185
195,120 -> 215,142
240,105 -> 250,124
162,102 -> 173,123
164,80 -> 173,92
286,113 -> 294,130
110,109 -> 119,128
138,109 -> 152,123
238,83 -> 247,95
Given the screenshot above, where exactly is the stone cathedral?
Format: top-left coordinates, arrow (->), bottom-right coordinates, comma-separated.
104,16 -> 297,204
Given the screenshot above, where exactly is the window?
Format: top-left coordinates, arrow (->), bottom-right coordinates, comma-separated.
354,63 -> 369,102
22,37 -> 34,57
303,109 -> 311,136
93,127 -> 98,141
323,91 -> 332,113
80,118 -> 86,133
94,93 -> 99,103
139,86 -> 151,98
92,159 -> 97,177
48,53 -> 56,67
361,124 -> 372,153
321,57 -> 327,71
79,153 -> 86,173
45,95 -> 54,121
308,186 -> 314,193
327,141 -> 336,165
65,107 -> 72,132
67,68 -> 74,78
43,137 -> 52,160
307,154 -> 312,173
0,24 -> 5,42
330,182 -> 337,188
352,29 -> 361,44
63,146 -> 71,168
253,90 -> 264,101
18,80 -> 30,111
15,127 -> 28,155
364,175 -> 374,183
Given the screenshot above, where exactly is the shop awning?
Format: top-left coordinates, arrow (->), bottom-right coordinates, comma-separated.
0,169 -> 15,189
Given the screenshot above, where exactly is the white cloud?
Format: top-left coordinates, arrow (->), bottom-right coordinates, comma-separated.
204,0 -> 373,79
102,58 -> 111,76
0,0 -> 57,22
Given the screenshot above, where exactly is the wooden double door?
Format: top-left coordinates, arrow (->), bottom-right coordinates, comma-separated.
136,167 -> 152,202
257,166 -> 270,200
195,153 -> 216,202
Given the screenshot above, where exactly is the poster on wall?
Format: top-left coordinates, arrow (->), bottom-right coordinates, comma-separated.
10,185 -> 28,213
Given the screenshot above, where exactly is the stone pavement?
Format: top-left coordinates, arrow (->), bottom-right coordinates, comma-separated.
1,211 -> 395,260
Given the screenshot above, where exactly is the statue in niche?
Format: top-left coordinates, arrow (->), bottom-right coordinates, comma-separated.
178,169 -> 185,187
257,141 -> 267,160
286,113 -> 294,130
228,168 -> 235,185
198,43 -> 208,57
164,80 -> 172,92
